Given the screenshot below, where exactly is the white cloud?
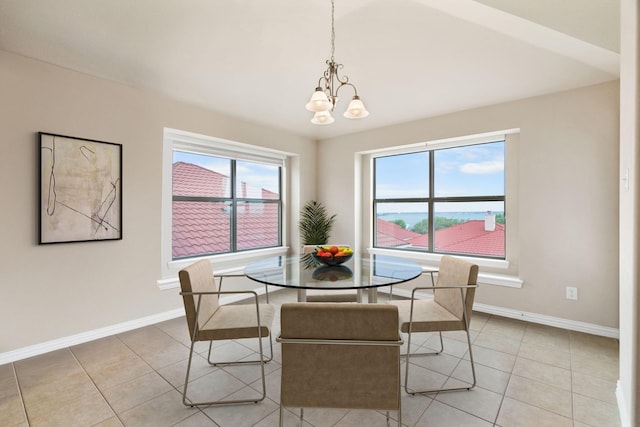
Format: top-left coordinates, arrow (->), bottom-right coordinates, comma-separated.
460,161 -> 504,174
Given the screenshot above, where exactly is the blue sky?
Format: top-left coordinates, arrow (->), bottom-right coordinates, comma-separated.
375,141 -> 504,213
174,141 -> 504,212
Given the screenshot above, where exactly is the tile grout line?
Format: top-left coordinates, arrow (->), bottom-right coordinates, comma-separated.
112,327 -> 214,424
67,346 -> 125,426
493,316 -> 527,427
416,313 -> 504,425
144,322 -> 275,425
12,362 -> 31,427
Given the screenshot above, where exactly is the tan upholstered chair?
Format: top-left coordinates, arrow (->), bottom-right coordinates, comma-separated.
277,303 -> 403,427
389,255 -> 479,395
218,271 -> 269,303
300,245 -> 360,302
178,259 -> 275,406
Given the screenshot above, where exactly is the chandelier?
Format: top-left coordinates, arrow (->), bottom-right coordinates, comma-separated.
305,0 -> 369,125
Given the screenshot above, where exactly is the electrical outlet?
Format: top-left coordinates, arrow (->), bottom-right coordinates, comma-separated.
566,286 -> 578,300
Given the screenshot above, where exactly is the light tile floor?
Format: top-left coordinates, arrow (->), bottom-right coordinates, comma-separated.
0,289 -> 621,426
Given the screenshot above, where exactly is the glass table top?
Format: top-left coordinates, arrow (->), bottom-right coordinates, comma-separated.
244,254 -> 422,290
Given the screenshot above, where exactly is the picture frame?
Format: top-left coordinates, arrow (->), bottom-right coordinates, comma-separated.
38,132 -> 122,244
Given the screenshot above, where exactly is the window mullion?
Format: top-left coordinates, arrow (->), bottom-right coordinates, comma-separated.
231,160 -> 237,253
428,151 -> 434,253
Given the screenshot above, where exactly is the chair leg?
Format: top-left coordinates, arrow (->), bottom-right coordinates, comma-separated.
404,329 -> 476,395
183,334 -> 272,406
181,338 -> 198,407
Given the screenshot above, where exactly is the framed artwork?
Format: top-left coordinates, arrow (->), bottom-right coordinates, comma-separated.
39,132 -> 122,244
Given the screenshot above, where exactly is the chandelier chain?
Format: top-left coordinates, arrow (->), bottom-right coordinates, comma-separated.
305,0 -> 368,124
330,0 -> 335,62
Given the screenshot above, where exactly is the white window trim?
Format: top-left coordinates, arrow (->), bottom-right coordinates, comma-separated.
159,128 -> 291,288
366,247 -> 522,288
361,129 -> 521,288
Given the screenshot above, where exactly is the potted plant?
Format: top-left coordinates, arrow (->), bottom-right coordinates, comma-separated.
298,200 -> 336,246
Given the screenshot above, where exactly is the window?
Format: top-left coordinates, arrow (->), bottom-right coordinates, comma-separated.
166,130 -> 284,261
373,140 -> 505,258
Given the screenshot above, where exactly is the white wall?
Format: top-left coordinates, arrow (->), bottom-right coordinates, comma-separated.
318,81 -> 620,328
0,50 -> 315,354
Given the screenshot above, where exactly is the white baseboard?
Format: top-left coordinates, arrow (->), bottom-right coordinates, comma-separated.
0,288 -> 273,365
390,288 -> 619,339
0,308 -> 185,365
616,380 -> 631,427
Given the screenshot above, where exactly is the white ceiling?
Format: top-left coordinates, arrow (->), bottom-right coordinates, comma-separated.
0,0 -> 620,140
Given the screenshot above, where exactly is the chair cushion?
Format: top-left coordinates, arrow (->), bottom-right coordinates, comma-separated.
389,299 -> 465,333
197,303 -> 275,341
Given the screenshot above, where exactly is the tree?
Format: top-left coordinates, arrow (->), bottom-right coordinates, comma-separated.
298,200 -> 336,245
411,219 -> 428,234
495,213 -> 505,224
411,217 -> 464,234
434,216 -> 463,230
391,219 -> 407,229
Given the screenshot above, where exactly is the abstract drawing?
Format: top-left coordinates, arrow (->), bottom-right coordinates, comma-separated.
39,132 -> 122,244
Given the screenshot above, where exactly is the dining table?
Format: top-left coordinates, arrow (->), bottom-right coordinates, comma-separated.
244,253 -> 423,302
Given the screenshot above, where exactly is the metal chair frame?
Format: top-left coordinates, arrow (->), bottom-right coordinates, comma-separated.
180,289 -> 273,407
403,284 -> 479,395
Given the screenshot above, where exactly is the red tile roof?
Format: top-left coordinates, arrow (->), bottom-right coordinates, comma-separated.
173,161 -> 229,197
434,220 -> 504,257
376,218 -> 505,257
375,219 -> 424,247
172,162 -> 278,259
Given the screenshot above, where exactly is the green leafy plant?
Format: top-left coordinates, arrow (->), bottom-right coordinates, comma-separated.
391,219 -> 407,229
299,200 -> 336,245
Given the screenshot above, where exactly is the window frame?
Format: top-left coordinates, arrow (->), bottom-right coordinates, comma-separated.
161,128 -> 289,283
171,154 -> 283,258
372,137 -> 506,260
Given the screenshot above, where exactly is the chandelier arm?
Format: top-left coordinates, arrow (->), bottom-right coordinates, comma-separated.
335,81 -> 358,98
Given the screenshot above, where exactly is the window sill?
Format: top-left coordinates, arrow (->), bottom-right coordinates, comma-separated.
367,247 -> 522,288
158,246 -> 288,290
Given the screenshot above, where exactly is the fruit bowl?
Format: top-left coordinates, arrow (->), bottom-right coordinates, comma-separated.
311,246 -> 353,266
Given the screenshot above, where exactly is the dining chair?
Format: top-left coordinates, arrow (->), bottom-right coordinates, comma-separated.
277,302 -> 403,426
178,259 -> 275,406
388,255 -> 479,395
300,245 -> 361,302
387,267 -> 436,301
218,270 -> 269,303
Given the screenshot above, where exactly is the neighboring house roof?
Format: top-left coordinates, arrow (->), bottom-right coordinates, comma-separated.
433,220 -> 505,257
376,218 -> 505,257
375,218 -> 422,247
172,162 -> 278,259
173,161 -> 229,197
